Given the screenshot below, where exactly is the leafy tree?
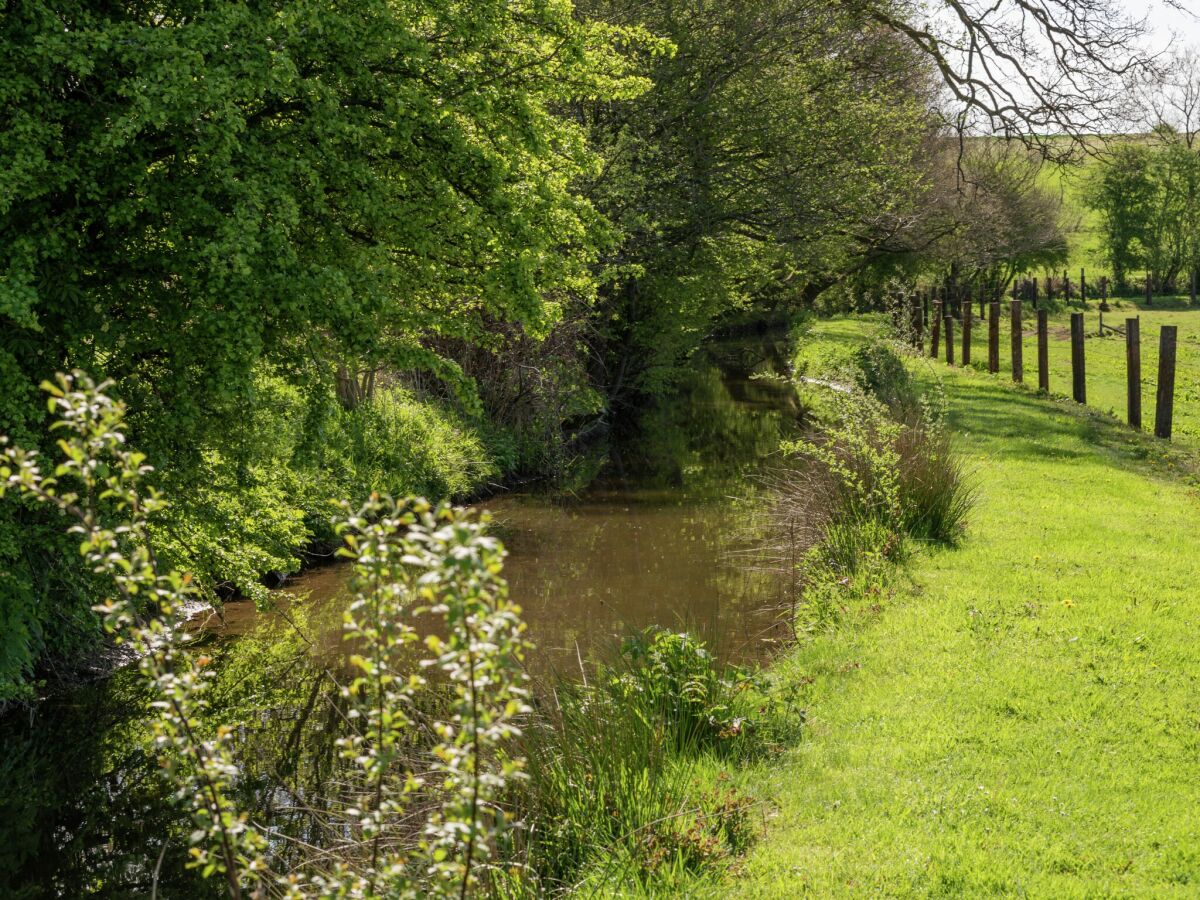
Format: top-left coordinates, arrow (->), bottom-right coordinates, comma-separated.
1087,143 -> 1157,290
921,143 -> 1068,301
0,1 -> 650,698
576,0 -> 935,400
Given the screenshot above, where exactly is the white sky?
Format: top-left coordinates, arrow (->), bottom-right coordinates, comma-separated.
1126,0 -> 1200,50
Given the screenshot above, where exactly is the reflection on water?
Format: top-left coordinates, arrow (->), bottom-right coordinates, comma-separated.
0,331 -> 803,896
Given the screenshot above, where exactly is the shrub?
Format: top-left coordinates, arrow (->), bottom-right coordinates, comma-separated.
0,373 -> 530,896
850,341 -> 920,415
766,383 -> 974,634
894,407 -> 976,544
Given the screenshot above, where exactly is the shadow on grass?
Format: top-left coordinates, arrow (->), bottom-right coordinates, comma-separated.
914,364 -> 1198,483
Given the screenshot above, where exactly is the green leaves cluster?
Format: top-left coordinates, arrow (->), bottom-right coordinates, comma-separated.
1087,138 -> 1200,291
578,0 -> 936,396
0,1 -> 654,695
2,374 -> 536,897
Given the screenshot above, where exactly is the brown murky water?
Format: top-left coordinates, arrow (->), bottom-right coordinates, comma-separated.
190,331 -> 802,672
0,331 -> 803,896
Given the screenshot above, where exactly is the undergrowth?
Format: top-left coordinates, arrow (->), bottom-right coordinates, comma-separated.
505,627 -> 800,896
768,330 -> 975,637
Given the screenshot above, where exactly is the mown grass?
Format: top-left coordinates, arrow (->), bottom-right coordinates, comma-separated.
950,297 -> 1200,448
724,317 -> 1200,897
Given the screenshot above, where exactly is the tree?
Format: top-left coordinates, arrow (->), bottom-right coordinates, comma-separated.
860,0 -> 1161,159
1087,143 -> 1158,290
926,144 -> 1069,300
576,0 -> 937,401
0,0 -> 650,698
1144,48 -> 1200,150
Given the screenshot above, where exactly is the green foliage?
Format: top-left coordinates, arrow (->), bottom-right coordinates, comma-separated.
0,0 -> 650,696
1086,137 -> 1200,291
1086,143 -> 1159,288
616,628 -> 762,752
578,0 -> 935,398
1,374 -> 536,896
327,387 -> 496,504
511,627 -> 779,894
0,374 -> 268,893
921,144 -> 1070,301
769,321 -> 975,644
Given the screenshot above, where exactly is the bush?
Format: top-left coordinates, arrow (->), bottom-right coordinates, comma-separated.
792,331 -> 920,417
326,385 -> 497,503
767,383 -> 974,634
851,341 -> 920,415
1,374 -> 531,895
894,407 -> 976,544
0,366 -> 501,698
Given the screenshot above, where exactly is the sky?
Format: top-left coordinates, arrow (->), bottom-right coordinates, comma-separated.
1129,0 -> 1200,50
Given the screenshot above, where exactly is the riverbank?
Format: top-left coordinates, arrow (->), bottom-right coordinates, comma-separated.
729,317 -> 1200,895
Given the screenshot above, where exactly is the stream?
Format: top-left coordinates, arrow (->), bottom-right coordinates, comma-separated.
0,331 -> 804,898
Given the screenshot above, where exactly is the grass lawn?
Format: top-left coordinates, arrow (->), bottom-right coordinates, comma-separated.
940,297 -> 1200,448
731,318 -> 1200,897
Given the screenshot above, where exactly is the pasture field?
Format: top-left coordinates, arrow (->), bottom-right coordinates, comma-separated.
729,317 -> 1200,897
1039,152 -> 1105,273
954,297 -> 1200,448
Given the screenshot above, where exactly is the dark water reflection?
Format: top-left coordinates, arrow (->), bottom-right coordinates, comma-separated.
0,331 -> 803,897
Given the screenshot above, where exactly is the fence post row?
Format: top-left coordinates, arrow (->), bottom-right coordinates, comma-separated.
1037,308 -> 1049,393
1070,312 -> 1086,404
1126,317 -> 1141,430
1011,299 -> 1023,384
1156,326 -> 1178,440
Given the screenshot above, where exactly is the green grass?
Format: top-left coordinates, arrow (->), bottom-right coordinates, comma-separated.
726,318 -> 1200,897
947,298 -> 1200,448
1038,152 -> 1106,274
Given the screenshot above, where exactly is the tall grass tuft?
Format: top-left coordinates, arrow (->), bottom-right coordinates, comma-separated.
895,408 -> 976,544
763,362 -> 976,634
502,627 -> 779,895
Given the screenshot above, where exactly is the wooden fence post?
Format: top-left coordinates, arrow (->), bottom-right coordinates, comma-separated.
1032,278 -> 1039,309
1099,275 -> 1109,311
911,297 -> 924,350
930,301 -> 942,359
1070,312 -> 1086,403
944,314 -> 955,365
1145,273 -> 1153,307
1126,317 -> 1141,430
1037,308 -> 1049,392
1155,325 -> 1178,440
923,290 -> 930,327
1011,299 -> 1023,383
988,301 -> 1000,374
1080,268 -> 1086,303
961,300 -> 972,366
